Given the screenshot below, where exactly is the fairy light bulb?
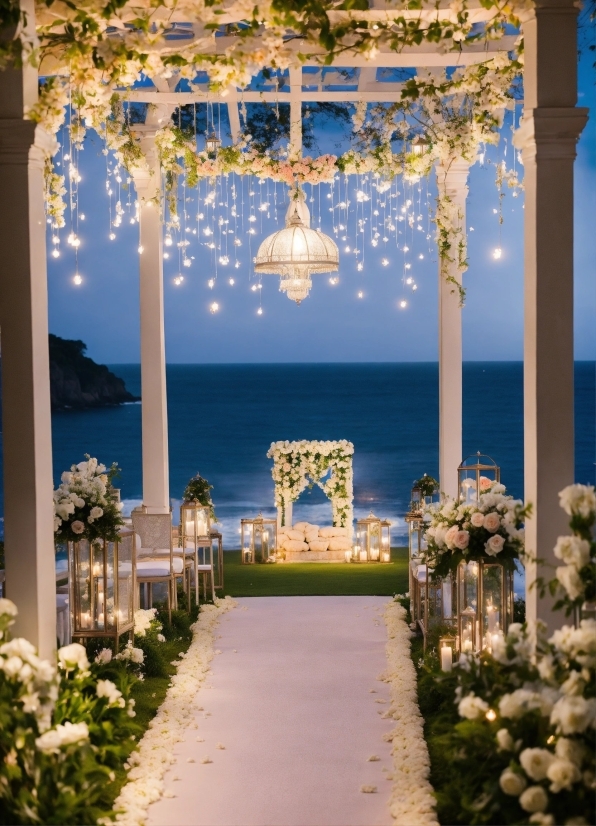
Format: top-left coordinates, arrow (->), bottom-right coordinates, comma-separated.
51,249 -> 60,259
109,232 -> 116,240
138,245 -> 144,254
165,234 -> 173,246
358,291 -> 364,299
399,300 -> 407,309
210,302 -> 219,314
257,307 -> 263,316
493,247 -> 502,260
164,252 -> 169,259
73,273 -> 82,286
208,279 -> 215,289
229,278 -> 235,286
382,258 -> 389,266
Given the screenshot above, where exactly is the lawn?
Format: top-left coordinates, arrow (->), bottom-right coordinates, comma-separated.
221,547 -> 409,597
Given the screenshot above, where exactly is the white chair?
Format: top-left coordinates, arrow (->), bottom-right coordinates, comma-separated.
131,511 -> 189,621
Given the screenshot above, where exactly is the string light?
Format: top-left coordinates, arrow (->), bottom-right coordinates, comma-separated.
173,275 -> 184,285
52,249 -> 60,258
229,278 -> 235,285
257,307 -> 263,315
399,300 -> 407,308
358,291 -> 364,299
73,273 -> 82,286
210,302 -> 219,314
493,247 -> 502,260
381,258 -> 389,266
109,232 -> 116,240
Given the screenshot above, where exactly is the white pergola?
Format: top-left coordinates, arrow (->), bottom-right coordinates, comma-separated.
0,0 -> 587,657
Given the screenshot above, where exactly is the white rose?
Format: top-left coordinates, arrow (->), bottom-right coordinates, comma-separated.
554,536 -> 591,569
483,512 -> 501,532
35,728 -> 62,753
496,728 -> 514,751
453,530 -> 470,550
550,695 -> 596,735
546,758 -> 581,793
558,484 -> 596,518
58,643 -> 89,672
560,670 -> 585,696
519,785 -> 548,814
555,737 -> 585,765
71,520 -> 85,535
90,506 -> 104,519
485,534 -> 506,556
458,693 -> 489,720
96,679 -> 124,706
444,525 -> 459,549
2,656 -> 24,678
555,566 -> 584,600
499,769 -> 527,796
1,638 -> 36,660
520,748 -> 556,781
95,648 -> 113,665
470,512 -> 485,528
0,599 -> 18,619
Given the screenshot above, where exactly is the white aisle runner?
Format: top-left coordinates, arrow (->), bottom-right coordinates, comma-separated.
148,596 -> 395,826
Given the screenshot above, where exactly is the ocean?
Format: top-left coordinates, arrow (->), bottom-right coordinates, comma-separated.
36,362 -> 595,553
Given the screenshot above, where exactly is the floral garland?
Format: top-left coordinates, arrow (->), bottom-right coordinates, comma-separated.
113,596 -> 236,826
267,439 -> 354,528
422,484 -> 529,579
432,484 -> 596,825
381,601 -> 438,825
53,456 -> 124,543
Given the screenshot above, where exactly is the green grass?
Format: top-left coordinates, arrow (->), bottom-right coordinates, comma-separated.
221,548 -> 409,597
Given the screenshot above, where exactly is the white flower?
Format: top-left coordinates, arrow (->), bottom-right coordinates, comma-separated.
553,536 -> 591,569
453,530 -> 470,550
90,506 -> 104,519
58,643 -> 89,672
546,758 -> 581,792
157,634 -> 166,642
485,535 -> 505,556
550,695 -> 596,735
95,648 -> 113,665
520,748 -> 555,781
558,484 -> 596,518
499,769 -> 527,796
96,678 -> 125,707
519,785 -> 548,813
555,737 -> 585,765
496,728 -> 514,751
36,721 -> 89,753
71,520 -> 85,535
458,693 -> 489,720
470,512 -> 485,528
499,689 -> 548,720
555,566 -> 584,600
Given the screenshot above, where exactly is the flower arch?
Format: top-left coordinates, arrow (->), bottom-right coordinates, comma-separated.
267,440 -> 354,528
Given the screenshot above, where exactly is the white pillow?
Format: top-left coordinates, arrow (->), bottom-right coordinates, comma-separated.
293,521 -> 310,532
278,526 -> 290,536
305,530 -> 319,544
287,529 -> 305,541
309,539 -> 329,552
318,527 -> 336,538
331,527 -> 349,538
328,537 -> 352,551
283,539 -> 309,552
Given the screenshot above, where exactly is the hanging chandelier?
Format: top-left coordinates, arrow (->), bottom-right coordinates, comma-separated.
254,190 -> 339,304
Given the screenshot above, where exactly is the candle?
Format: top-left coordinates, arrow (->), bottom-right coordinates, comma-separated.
359,550 -> 367,562
197,519 -> 207,536
441,645 -> 453,672
344,550 -> 352,562
442,580 -> 452,618
185,520 -> 195,536
487,606 -> 499,633
370,548 -> 379,561
381,551 -> 390,563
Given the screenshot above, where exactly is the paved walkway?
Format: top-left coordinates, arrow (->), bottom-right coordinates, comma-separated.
148,596 -> 394,826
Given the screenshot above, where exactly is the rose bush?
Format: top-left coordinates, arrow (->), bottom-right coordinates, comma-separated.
53,455 -> 124,543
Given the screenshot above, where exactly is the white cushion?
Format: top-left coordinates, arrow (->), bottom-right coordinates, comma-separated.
287,529 -> 305,541
318,527 -> 336,538
283,539 -> 309,552
139,547 -> 186,557
197,564 -> 213,571
137,557 -> 184,577
293,522 -> 310,532
328,537 -> 352,551
416,564 -> 428,582
305,530 -> 319,544
308,539 -> 330,552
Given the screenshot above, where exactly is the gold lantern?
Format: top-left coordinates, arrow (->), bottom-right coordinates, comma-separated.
355,512 -> 383,562
69,530 -> 136,651
210,528 -> 224,591
205,131 -> 221,155
180,501 -> 210,544
439,635 -> 457,671
241,514 -> 277,564
456,559 -> 514,654
458,453 -> 500,503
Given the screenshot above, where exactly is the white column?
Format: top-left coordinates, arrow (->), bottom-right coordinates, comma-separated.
436,160 -> 469,500
0,20 -> 56,655
515,0 -> 587,632
131,126 -> 170,513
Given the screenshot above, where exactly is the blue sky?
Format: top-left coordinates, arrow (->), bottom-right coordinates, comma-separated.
47,54 -> 595,364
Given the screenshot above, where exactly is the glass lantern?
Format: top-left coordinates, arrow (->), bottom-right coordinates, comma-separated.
456,559 -> 513,654
69,530 -> 135,651
210,529 -> 224,591
241,514 -> 277,564
355,512 -> 382,562
458,453 -> 500,503
380,519 -> 391,563
439,635 -> 457,671
180,501 -> 211,545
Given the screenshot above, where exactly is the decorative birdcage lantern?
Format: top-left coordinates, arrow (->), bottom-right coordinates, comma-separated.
458,453 -> 500,503
180,500 -> 210,543
241,514 -> 277,564
205,131 -> 221,155
456,559 -> 514,654
69,530 -> 135,651
355,512 -> 383,562
380,519 -> 391,563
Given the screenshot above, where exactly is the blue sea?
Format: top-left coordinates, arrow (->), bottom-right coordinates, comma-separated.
29,362 -> 594,553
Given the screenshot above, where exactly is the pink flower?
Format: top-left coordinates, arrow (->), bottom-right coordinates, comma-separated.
444,525 -> 459,549
71,520 -> 85,535
453,530 -> 470,550
485,534 -> 505,556
483,512 -> 501,533
471,512 -> 485,528
479,476 -> 494,491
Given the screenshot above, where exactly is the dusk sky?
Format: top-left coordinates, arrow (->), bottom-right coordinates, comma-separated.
46,54 -> 595,366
